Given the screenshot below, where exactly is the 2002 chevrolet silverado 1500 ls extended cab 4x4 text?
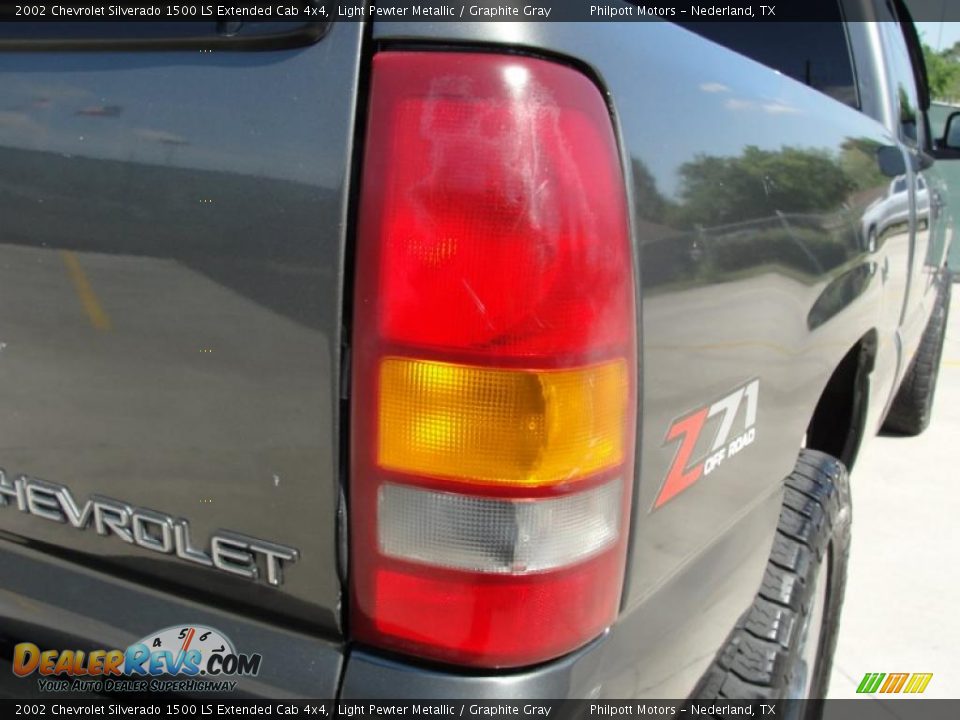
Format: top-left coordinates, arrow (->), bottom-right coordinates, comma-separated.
0,0 -> 955,705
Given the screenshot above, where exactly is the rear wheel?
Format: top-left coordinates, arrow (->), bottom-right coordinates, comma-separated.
883,270 -> 952,435
691,450 -> 852,715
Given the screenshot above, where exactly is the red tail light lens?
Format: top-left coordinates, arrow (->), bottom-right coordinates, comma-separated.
350,51 -> 636,668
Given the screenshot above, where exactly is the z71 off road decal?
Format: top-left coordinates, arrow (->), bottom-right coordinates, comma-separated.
654,379 -> 760,509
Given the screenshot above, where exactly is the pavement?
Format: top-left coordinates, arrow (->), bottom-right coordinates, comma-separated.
828,283 -> 960,701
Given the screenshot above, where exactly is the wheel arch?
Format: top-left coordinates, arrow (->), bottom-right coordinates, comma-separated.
805,329 -> 878,471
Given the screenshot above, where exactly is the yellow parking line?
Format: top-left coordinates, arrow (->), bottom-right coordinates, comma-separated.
61,250 -> 112,331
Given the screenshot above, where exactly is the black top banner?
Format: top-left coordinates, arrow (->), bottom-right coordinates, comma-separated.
1,1 -> 960,23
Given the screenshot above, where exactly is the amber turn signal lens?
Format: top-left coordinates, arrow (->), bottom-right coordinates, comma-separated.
378,357 -> 628,486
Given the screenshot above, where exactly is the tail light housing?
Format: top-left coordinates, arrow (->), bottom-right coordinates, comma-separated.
350,51 -> 636,668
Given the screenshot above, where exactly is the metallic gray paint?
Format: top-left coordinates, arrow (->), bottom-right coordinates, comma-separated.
0,15 -> 950,700
0,21 -> 366,637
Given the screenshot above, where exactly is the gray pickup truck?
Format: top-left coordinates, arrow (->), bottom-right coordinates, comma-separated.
0,0 -> 954,705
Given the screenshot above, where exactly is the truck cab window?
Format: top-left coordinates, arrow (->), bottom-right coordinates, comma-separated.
677,1 -> 857,108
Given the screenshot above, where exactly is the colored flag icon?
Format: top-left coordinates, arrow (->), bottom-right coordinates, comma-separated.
856,672 -> 933,694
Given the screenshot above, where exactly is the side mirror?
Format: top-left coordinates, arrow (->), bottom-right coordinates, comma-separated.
877,145 -> 907,178
932,111 -> 960,160
941,111 -> 960,150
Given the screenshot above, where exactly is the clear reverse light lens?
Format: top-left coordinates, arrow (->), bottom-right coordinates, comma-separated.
378,479 -> 622,574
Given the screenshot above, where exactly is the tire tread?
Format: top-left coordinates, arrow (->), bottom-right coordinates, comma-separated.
689,450 -> 851,704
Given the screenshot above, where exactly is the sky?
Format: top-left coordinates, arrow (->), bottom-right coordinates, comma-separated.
915,22 -> 960,51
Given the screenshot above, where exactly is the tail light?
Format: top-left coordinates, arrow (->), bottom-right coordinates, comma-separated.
350,51 -> 636,668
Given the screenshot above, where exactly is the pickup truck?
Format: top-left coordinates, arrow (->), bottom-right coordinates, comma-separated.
0,0 -> 954,705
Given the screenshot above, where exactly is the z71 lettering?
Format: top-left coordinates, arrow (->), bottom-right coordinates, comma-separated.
654,379 -> 760,509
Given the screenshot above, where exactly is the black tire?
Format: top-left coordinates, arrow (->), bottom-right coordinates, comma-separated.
882,271 -> 952,435
690,450 -> 852,715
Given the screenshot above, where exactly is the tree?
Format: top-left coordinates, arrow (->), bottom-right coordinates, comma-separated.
676,146 -> 853,227
922,42 -> 960,102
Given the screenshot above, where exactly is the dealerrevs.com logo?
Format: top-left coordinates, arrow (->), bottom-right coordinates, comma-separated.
12,625 -> 261,694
